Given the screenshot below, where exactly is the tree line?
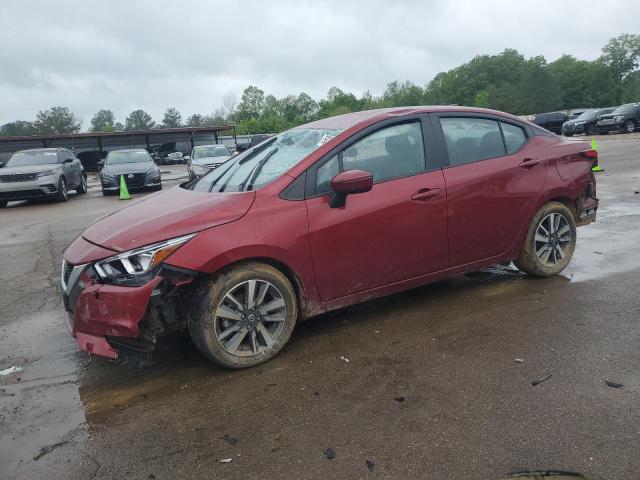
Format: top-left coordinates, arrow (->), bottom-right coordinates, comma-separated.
2,34 -> 639,137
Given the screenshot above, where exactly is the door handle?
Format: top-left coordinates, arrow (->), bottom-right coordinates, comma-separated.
519,158 -> 540,169
411,188 -> 440,201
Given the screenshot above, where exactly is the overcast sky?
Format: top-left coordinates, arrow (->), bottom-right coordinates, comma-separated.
1,0 -> 638,127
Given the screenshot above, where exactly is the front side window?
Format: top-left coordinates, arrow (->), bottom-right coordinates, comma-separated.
342,122 -> 425,182
440,117 -> 506,166
501,122 -> 527,154
314,121 -> 426,195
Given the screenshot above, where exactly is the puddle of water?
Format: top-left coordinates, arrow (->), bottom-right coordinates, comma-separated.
0,307 -> 86,477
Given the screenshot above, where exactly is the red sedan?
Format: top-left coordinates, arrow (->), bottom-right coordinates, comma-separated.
61,107 -> 599,368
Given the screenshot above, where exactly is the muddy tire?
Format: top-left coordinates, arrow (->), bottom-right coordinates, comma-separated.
76,173 -> 88,194
56,177 -> 68,202
189,262 -> 298,369
515,202 -> 576,277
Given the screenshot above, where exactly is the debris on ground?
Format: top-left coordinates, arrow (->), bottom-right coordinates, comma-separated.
323,448 -> 336,460
33,441 -> 67,461
605,380 -> 624,388
514,358 -> 524,363
593,251 -> 603,255
221,434 -> 238,446
531,374 -> 552,386
394,396 -> 406,403
219,458 -> 233,463
366,460 -> 376,471
0,365 -> 23,376
340,356 -> 350,363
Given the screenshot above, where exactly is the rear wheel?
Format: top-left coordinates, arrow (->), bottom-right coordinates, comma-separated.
189,262 -> 298,369
625,121 -> 635,133
515,202 -> 576,277
56,177 -> 68,202
76,173 -> 87,194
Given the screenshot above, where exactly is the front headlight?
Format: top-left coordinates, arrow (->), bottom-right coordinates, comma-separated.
38,169 -> 56,177
94,234 -> 195,285
614,115 -> 624,122
191,163 -> 208,175
575,121 -> 585,125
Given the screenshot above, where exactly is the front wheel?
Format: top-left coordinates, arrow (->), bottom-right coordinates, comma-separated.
625,121 -> 635,133
515,202 -> 576,277
586,124 -> 597,135
563,132 -> 573,137
0,200 -> 7,208
56,177 -> 68,202
76,173 -> 87,194
189,262 -> 298,369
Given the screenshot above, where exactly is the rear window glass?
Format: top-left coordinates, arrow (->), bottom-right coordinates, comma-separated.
440,118 -> 506,166
501,122 -> 527,154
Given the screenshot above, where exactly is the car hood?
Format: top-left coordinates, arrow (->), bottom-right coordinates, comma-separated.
102,162 -> 156,175
0,163 -> 60,174
192,156 -> 231,166
82,186 -> 256,252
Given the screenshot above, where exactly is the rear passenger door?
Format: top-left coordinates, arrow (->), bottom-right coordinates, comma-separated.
432,114 -> 546,267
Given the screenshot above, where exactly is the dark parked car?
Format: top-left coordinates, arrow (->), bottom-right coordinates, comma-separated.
596,103 -> 640,134
532,111 -> 568,134
77,150 -> 108,172
62,107 -> 599,368
562,107 -> 616,136
1,148 -> 86,207
152,141 -> 190,165
186,144 -> 233,180
236,134 -> 271,152
98,149 -> 161,195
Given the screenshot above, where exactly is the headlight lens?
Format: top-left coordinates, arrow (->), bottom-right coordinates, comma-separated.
614,115 -> 624,122
191,164 -> 208,175
94,234 -> 195,285
38,169 -> 56,177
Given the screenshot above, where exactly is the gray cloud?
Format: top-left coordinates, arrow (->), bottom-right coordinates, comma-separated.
0,0 -> 638,126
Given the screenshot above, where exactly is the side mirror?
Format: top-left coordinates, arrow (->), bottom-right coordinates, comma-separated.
183,155 -> 190,162
97,160 -> 104,169
64,157 -> 74,163
329,169 -> 373,208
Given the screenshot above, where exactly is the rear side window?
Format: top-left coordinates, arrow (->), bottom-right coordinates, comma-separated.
440,117 -> 506,166
501,122 -> 527,154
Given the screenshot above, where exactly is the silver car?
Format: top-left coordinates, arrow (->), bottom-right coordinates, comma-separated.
186,144 -> 233,180
0,148 -> 87,208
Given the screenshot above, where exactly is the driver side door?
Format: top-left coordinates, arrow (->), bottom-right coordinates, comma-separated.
304,118 -> 448,301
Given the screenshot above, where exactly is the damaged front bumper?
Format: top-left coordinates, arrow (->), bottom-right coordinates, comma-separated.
61,242 -> 197,364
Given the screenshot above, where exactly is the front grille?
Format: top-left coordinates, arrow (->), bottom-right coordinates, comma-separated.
0,172 -> 38,182
0,189 -> 45,199
118,173 -> 146,187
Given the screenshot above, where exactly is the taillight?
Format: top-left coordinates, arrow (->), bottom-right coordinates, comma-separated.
580,149 -> 599,169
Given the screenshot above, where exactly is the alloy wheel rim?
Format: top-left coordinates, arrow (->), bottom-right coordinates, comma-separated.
627,122 -> 634,133
82,175 -> 87,190
214,279 -> 287,357
534,212 -> 571,267
61,179 -> 67,199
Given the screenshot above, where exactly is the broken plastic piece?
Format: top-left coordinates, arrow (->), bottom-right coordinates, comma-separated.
514,358 -> 524,363
0,366 -> 23,376
531,374 -> 552,386
605,380 -> 624,388
220,458 -> 233,463
366,460 -> 375,471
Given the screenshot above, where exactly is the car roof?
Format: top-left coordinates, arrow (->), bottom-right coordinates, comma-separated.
193,144 -> 228,148
107,149 -> 148,154
15,147 -> 60,154
299,106 -> 531,131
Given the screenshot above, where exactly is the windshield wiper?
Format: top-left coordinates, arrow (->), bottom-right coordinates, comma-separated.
215,137 -> 277,193
241,147 -> 279,192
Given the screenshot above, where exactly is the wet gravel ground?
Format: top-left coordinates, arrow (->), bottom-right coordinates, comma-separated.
1,140 -> 639,479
